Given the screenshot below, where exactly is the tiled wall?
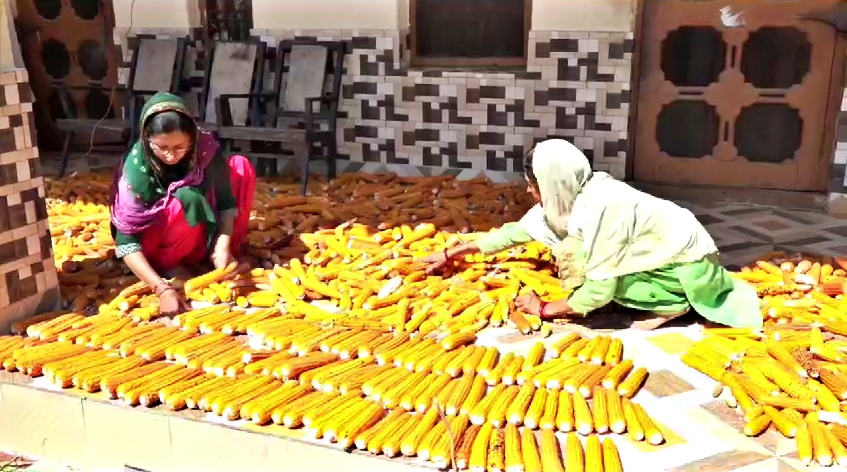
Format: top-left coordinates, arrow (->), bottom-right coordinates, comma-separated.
825,86 -> 847,214
0,69 -> 60,332
253,28 -> 633,180
112,27 -> 634,180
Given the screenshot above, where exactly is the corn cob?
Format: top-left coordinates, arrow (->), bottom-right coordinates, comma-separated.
796,423 -> 814,465
276,391 -> 332,427
572,391 -> 594,436
468,421 -> 494,472
455,423 -> 482,470
591,387 -> 610,434
537,430 -> 565,472
632,402 -> 664,445
431,413 -> 471,467
617,367 -> 648,398
446,374 -> 476,415
522,343 -> 545,372
522,387 -> 548,430
622,398 -> 644,441
823,424 -> 847,467
507,382 -> 536,425
764,405 -> 798,438
353,407 -> 404,451
766,338 -> 809,378
584,435 -> 603,472
489,385 -> 521,427
400,404 -> 440,456
810,419 -> 834,466
604,338 -> 624,366
601,359 -> 633,390
502,355 -> 526,385
487,427 -> 506,472
470,384 -> 506,424
549,333 -> 582,358
520,425 -> 542,472
601,438 -> 623,472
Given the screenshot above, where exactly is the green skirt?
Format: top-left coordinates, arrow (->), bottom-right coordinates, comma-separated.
611,255 -> 762,329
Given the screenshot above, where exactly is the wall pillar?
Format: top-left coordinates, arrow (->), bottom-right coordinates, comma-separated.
0,0 -> 61,332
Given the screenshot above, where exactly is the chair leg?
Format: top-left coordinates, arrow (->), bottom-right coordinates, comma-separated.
58,132 -> 74,178
325,136 -> 338,181
299,145 -> 310,197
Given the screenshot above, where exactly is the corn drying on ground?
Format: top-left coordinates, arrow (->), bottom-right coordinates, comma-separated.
16,171 -> 660,471
683,252 -> 847,468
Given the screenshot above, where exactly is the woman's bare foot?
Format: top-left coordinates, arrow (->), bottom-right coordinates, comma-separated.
630,308 -> 690,330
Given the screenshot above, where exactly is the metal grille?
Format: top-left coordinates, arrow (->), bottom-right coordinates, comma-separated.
204,0 -> 253,41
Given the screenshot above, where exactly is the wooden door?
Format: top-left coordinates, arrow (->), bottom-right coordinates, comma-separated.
633,0 -> 840,191
15,0 -> 119,150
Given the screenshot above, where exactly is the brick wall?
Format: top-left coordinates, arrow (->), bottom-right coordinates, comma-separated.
0,69 -> 60,332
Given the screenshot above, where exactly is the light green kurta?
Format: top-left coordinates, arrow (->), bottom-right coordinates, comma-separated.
475,224 -> 762,328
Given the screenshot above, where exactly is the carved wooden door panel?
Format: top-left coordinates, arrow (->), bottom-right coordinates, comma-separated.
15,0 -> 119,150
634,0 -> 840,191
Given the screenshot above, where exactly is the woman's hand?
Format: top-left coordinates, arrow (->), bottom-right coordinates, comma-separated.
210,248 -> 236,270
158,288 -> 189,316
515,292 -> 543,316
421,251 -> 451,275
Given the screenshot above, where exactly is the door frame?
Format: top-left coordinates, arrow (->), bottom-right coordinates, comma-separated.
626,0 -> 847,192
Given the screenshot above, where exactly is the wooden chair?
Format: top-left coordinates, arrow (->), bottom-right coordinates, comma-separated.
55,37 -> 187,177
196,39 -> 267,130
215,40 -> 346,196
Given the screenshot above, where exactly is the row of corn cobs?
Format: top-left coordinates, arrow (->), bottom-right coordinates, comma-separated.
687,253 -> 847,467
1,311 -> 656,471
48,172 -> 537,312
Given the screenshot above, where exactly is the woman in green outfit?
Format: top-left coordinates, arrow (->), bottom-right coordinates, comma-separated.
422,139 -> 762,330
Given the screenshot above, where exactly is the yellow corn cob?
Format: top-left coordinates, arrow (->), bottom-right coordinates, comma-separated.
766,338 -> 809,378
549,333 -> 582,358
602,359 -> 633,389
764,405 -> 798,438
617,367 -> 648,398
572,391 -> 594,436
810,419 -> 834,467
823,425 -> 847,467
474,347 -> 501,376
353,407 -> 404,451
555,389 -> 575,433
606,388 -> 627,434
744,415 -> 771,438
468,421 -> 494,472
415,372 -> 453,412
680,352 -> 727,381
577,338 -> 598,363
517,426 -> 540,472
445,374 -> 474,415
811,326 -> 825,354
601,439 -> 623,472
275,391 -> 333,427
507,382 -> 536,425
584,435 -> 602,472
488,385 -> 521,427
400,405 -> 440,456
470,384 -> 506,424
522,343 -> 545,371
592,387 -> 610,434
540,390 -> 559,430
819,368 -> 847,400
622,398 -> 644,441
722,372 -> 757,414
604,338 -> 624,366
558,432 -> 579,472
430,413 -> 471,467
561,338 -> 589,360
578,365 -> 613,398
502,355 -> 527,385
808,378 -> 841,412
632,402 -> 664,445
589,336 -> 611,365
796,424 -> 814,465
520,387 -> 546,430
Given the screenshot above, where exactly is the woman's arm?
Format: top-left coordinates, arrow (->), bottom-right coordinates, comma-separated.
473,222 -> 534,254
123,252 -> 168,289
561,277 -> 619,315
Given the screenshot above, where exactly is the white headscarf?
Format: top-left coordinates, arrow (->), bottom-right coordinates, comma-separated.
519,139 -> 718,281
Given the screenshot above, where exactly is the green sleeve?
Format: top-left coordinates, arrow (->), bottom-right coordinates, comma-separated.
475,222 -> 534,254
113,228 -> 143,259
567,277 -> 619,314
211,155 -> 236,214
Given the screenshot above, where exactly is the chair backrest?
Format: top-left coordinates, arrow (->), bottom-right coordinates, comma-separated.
282,45 -> 329,114
127,38 -> 186,94
200,40 -> 265,125
273,40 -> 346,117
